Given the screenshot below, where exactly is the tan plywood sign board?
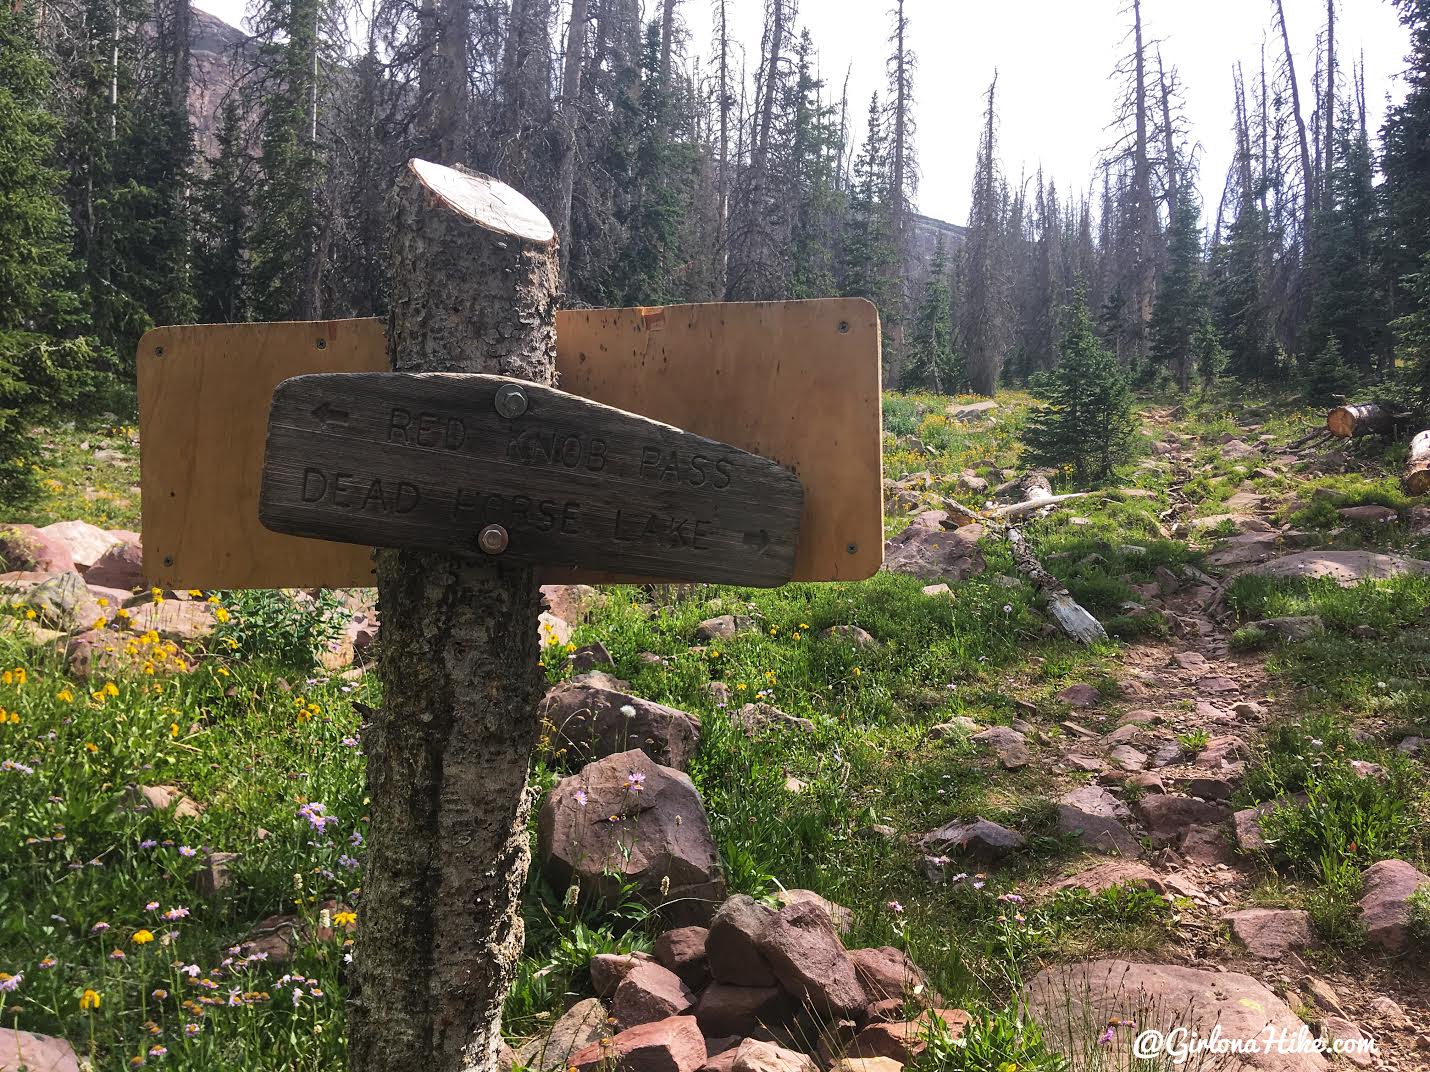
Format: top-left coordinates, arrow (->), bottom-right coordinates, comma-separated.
138,299 -> 883,589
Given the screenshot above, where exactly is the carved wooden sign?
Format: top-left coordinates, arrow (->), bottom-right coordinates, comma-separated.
258,372 -> 805,587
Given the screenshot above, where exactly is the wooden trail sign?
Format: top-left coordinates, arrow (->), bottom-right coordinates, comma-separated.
137,296 -> 883,591
259,372 -> 804,586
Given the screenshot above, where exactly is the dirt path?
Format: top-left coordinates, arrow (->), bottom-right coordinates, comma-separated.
1049,418 -> 1430,1067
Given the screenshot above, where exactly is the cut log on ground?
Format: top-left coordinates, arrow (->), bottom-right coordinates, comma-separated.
1405,430 -> 1430,497
349,160 -> 559,1072
1327,402 -> 1394,438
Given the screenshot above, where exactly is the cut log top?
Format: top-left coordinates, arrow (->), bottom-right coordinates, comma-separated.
1405,429 -> 1430,497
408,158 -> 556,245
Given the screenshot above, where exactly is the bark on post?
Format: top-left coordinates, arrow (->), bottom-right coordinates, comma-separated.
349,158 -> 558,1072
1404,430 -> 1430,497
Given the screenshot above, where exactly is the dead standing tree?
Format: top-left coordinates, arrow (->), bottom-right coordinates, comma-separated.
348,158 -> 559,1072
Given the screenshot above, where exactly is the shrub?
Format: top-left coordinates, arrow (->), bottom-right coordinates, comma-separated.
213,589 -> 348,669
1021,298 -> 1137,486
883,395 -> 921,437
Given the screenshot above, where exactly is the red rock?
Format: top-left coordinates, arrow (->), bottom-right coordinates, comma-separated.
38,520 -> 118,570
1358,859 -> 1430,952
918,817 -> 1026,861
754,900 -> 867,1020
84,535 -> 144,590
1026,960 -> 1324,1072
1133,794 -> 1230,843
0,1028 -> 79,1072
692,983 -> 791,1037
707,895 -> 778,986
540,676 -> 702,770
541,584 -> 602,624
515,998 -> 609,1072
0,524 -> 74,573
1057,684 -> 1100,708
654,926 -> 710,988
539,750 -> 726,926
1050,860 -> 1166,895
1178,826 -> 1237,866
882,513 -> 986,583
728,1039 -> 816,1072
570,1015 -> 706,1072
772,890 -> 852,934
1056,785 -> 1142,857
699,1049 -> 742,1072
611,962 -> 696,1030
848,947 -> 926,1003
1225,908 -> 1315,958
847,1010 -> 970,1061
591,952 -> 655,997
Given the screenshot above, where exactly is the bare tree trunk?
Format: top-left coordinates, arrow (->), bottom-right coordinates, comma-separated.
1131,0 -> 1155,364
553,0 -> 589,286
1156,49 -> 1176,219
888,0 -> 911,375
1274,0 -> 1313,247
1324,0 -> 1335,211
658,0 -> 678,92
348,159 -> 559,1072
715,0 -> 730,293
431,0 -> 471,163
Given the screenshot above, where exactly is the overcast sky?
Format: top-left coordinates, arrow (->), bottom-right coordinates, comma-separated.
199,0 -> 1413,226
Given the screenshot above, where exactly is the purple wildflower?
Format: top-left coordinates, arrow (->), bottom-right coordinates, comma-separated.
178,845 -> 196,858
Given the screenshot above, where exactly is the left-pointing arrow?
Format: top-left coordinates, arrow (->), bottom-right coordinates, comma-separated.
312,401 -> 350,427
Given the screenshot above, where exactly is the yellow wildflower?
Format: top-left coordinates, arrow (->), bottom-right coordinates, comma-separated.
213,607 -> 230,623
170,723 -> 180,738
132,929 -> 155,945
332,911 -> 357,927
80,989 -> 102,1010
103,682 -> 118,697
84,742 -> 98,753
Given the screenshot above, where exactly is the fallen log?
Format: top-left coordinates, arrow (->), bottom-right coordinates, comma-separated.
939,478 -> 1107,645
991,491 -> 1096,522
1006,527 -> 1107,644
1327,402 -> 1394,438
1405,430 -> 1430,497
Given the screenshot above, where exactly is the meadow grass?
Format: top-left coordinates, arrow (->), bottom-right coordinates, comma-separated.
1,387 -> 1426,1067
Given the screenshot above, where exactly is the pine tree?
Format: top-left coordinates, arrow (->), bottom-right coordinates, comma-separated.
1148,196 -> 1207,389
900,234 -> 960,392
1192,315 -> 1227,390
1021,296 -> 1137,485
841,93 -> 894,314
1305,103 -> 1384,370
0,4 -> 109,501
959,75 -> 1012,395
247,0 -> 329,321
192,100 -> 253,323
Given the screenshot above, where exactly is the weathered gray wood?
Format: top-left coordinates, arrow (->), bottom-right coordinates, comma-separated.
347,159 -> 556,1072
259,371 -> 804,587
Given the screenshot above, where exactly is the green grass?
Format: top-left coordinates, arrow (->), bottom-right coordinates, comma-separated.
16,416 -> 143,530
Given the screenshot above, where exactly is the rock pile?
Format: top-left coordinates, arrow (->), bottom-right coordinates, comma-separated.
546,893 -> 963,1072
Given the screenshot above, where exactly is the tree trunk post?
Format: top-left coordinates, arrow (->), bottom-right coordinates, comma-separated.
348,158 -> 559,1072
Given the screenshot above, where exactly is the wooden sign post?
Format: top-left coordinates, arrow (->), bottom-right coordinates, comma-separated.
136,162 -> 883,1072
345,160 -> 566,1072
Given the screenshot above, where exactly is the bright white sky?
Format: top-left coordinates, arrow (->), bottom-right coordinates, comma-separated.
198,0 -> 1412,226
